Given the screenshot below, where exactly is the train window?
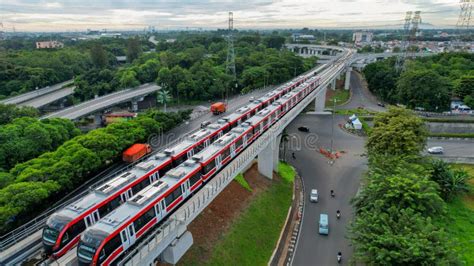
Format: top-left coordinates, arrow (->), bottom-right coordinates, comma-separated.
159,162 -> 172,178
86,216 -> 91,227
103,235 -> 121,257
189,173 -> 201,186
223,126 -> 230,134
165,186 -> 183,207
211,134 -> 219,142
236,137 -> 243,148
262,118 -> 268,127
132,178 -> 151,195
246,131 -> 253,140
174,155 -> 187,167
62,232 -> 69,244
133,208 -> 155,233
222,147 -> 230,160
71,219 -> 86,236
203,159 -> 216,175
195,142 -> 205,153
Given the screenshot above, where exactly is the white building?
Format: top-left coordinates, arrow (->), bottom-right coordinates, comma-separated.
36,41 -> 64,49
352,31 -> 373,44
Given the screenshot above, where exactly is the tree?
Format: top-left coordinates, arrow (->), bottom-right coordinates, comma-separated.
126,37 -> 142,63
0,104 -> 39,125
455,75 -> 474,98
118,69 -> 139,88
428,159 -> 469,201
89,43 -> 108,68
263,35 -> 286,50
367,107 -> 428,157
351,207 -> 458,265
156,89 -> 172,112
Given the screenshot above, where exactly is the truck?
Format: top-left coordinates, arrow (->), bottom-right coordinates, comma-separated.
122,143 -> 152,163
210,102 -> 226,115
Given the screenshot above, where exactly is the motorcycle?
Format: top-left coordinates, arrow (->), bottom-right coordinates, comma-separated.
336,210 -> 341,219
337,252 -> 342,263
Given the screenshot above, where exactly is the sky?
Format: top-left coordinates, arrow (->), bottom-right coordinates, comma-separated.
0,0 -> 463,32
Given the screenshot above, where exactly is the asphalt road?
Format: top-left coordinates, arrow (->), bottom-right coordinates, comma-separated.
339,71 -> 385,112
426,139 -> 474,158
288,114 -> 366,266
19,86 -> 75,108
0,79 -> 73,106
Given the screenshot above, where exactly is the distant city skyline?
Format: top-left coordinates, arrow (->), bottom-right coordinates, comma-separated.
1,0 -> 463,32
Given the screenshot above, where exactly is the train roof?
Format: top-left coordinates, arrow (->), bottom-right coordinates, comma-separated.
187,128 -> 212,142
205,119 -> 229,132
50,152 -> 172,223
88,159 -> 201,235
193,132 -> 237,162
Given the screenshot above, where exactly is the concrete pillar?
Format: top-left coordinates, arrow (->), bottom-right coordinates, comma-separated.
314,87 -> 327,112
331,79 -> 336,91
258,134 -> 282,179
344,68 -> 352,90
131,100 -> 138,112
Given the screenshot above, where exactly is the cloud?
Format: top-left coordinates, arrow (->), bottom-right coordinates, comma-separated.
0,0 -> 461,31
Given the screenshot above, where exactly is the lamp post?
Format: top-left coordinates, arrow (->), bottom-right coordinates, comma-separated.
330,97 -> 338,155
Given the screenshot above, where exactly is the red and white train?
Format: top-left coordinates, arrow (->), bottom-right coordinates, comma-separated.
76,74 -> 322,265
42,72 -> 309,259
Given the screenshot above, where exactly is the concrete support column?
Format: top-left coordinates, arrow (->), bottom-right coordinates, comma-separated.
258,134 -> 282,179
344,68 -> 352,90
331,79 -> 336,91
314,87 -> 327,112
131,100 -> 139,112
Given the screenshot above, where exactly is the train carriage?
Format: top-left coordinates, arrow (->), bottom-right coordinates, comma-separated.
42,153 -> 172,258
77,160 -> 201,266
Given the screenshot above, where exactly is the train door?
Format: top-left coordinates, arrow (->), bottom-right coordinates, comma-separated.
243,134 -> 248,148
215,156 -> 222,170
182,182 -> 190,198
84,210 -> 100,227
120,189 -> 133,203
120,229 -> 132,250
187,149 -> 194,160
150,172 -> 159,183
155,201 -> 164,220
230,143 -> 236,158
127,224 -> 136,245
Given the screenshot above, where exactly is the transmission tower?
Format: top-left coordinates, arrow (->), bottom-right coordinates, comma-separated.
226,11 -> 237,100
395,11 -> 413,71
456,0 -> 473,46
406,11 -> 421,59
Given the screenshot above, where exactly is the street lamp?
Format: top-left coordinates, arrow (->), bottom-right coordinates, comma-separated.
330,97 -> 339,155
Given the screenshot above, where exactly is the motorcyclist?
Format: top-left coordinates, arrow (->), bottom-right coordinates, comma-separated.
337,251 -> 342,263
336,210 -> 341,219
330,189 -> 335,197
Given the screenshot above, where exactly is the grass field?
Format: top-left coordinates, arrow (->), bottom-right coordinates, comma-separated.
326,88 -> 351,107
203,163 -> 295,266
234,173 -> 252,192
437,164 -> 474,265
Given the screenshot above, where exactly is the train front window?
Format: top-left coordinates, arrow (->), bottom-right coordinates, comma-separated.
43,226 -> 59,244
77,228 -> 107,262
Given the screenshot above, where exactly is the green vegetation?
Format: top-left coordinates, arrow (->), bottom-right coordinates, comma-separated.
436,164 -> 474,265
363,53 -> 474,111
325,88 -> 350,106
0,103 -> 39,125
0,48 -> 90,99
234,173 -> 252,192
350,108 -> 467,265
429,132 -> 474,138
366,107 -> 428,157
204,163 -> 295,265
0,110 -> 190,233
0,117 -> 80,172
334,108 -> 376,116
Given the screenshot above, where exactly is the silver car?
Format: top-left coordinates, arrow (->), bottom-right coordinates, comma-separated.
310,189 -> 318,203
428,146 -> 444,154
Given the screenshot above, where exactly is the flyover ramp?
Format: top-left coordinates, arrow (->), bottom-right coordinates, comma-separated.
41,83 -> 160,120
0,79 -> 73,106
18,86 -> 75,108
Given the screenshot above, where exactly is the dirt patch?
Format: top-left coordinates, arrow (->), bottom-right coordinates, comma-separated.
158,163 -> 275,265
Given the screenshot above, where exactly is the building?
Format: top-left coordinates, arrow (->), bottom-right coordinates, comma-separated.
292,33 -> 316,42
352,31 -> 373,44
36,40 -> 64,49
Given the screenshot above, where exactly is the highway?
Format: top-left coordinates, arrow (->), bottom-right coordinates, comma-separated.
41,83 -> 160,120
289,114 -> 365,266
426,139 -> 474,158
0,79 -> 73,107
339,70 -> 385,112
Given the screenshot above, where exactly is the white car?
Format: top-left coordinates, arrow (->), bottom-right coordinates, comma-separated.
428,146 -> 444,154
310,189 -> 318,203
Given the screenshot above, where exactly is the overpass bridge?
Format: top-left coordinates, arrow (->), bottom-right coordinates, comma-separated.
0,80 -> 74,108
41,83 -> 160,120
0,46 -> 354,265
